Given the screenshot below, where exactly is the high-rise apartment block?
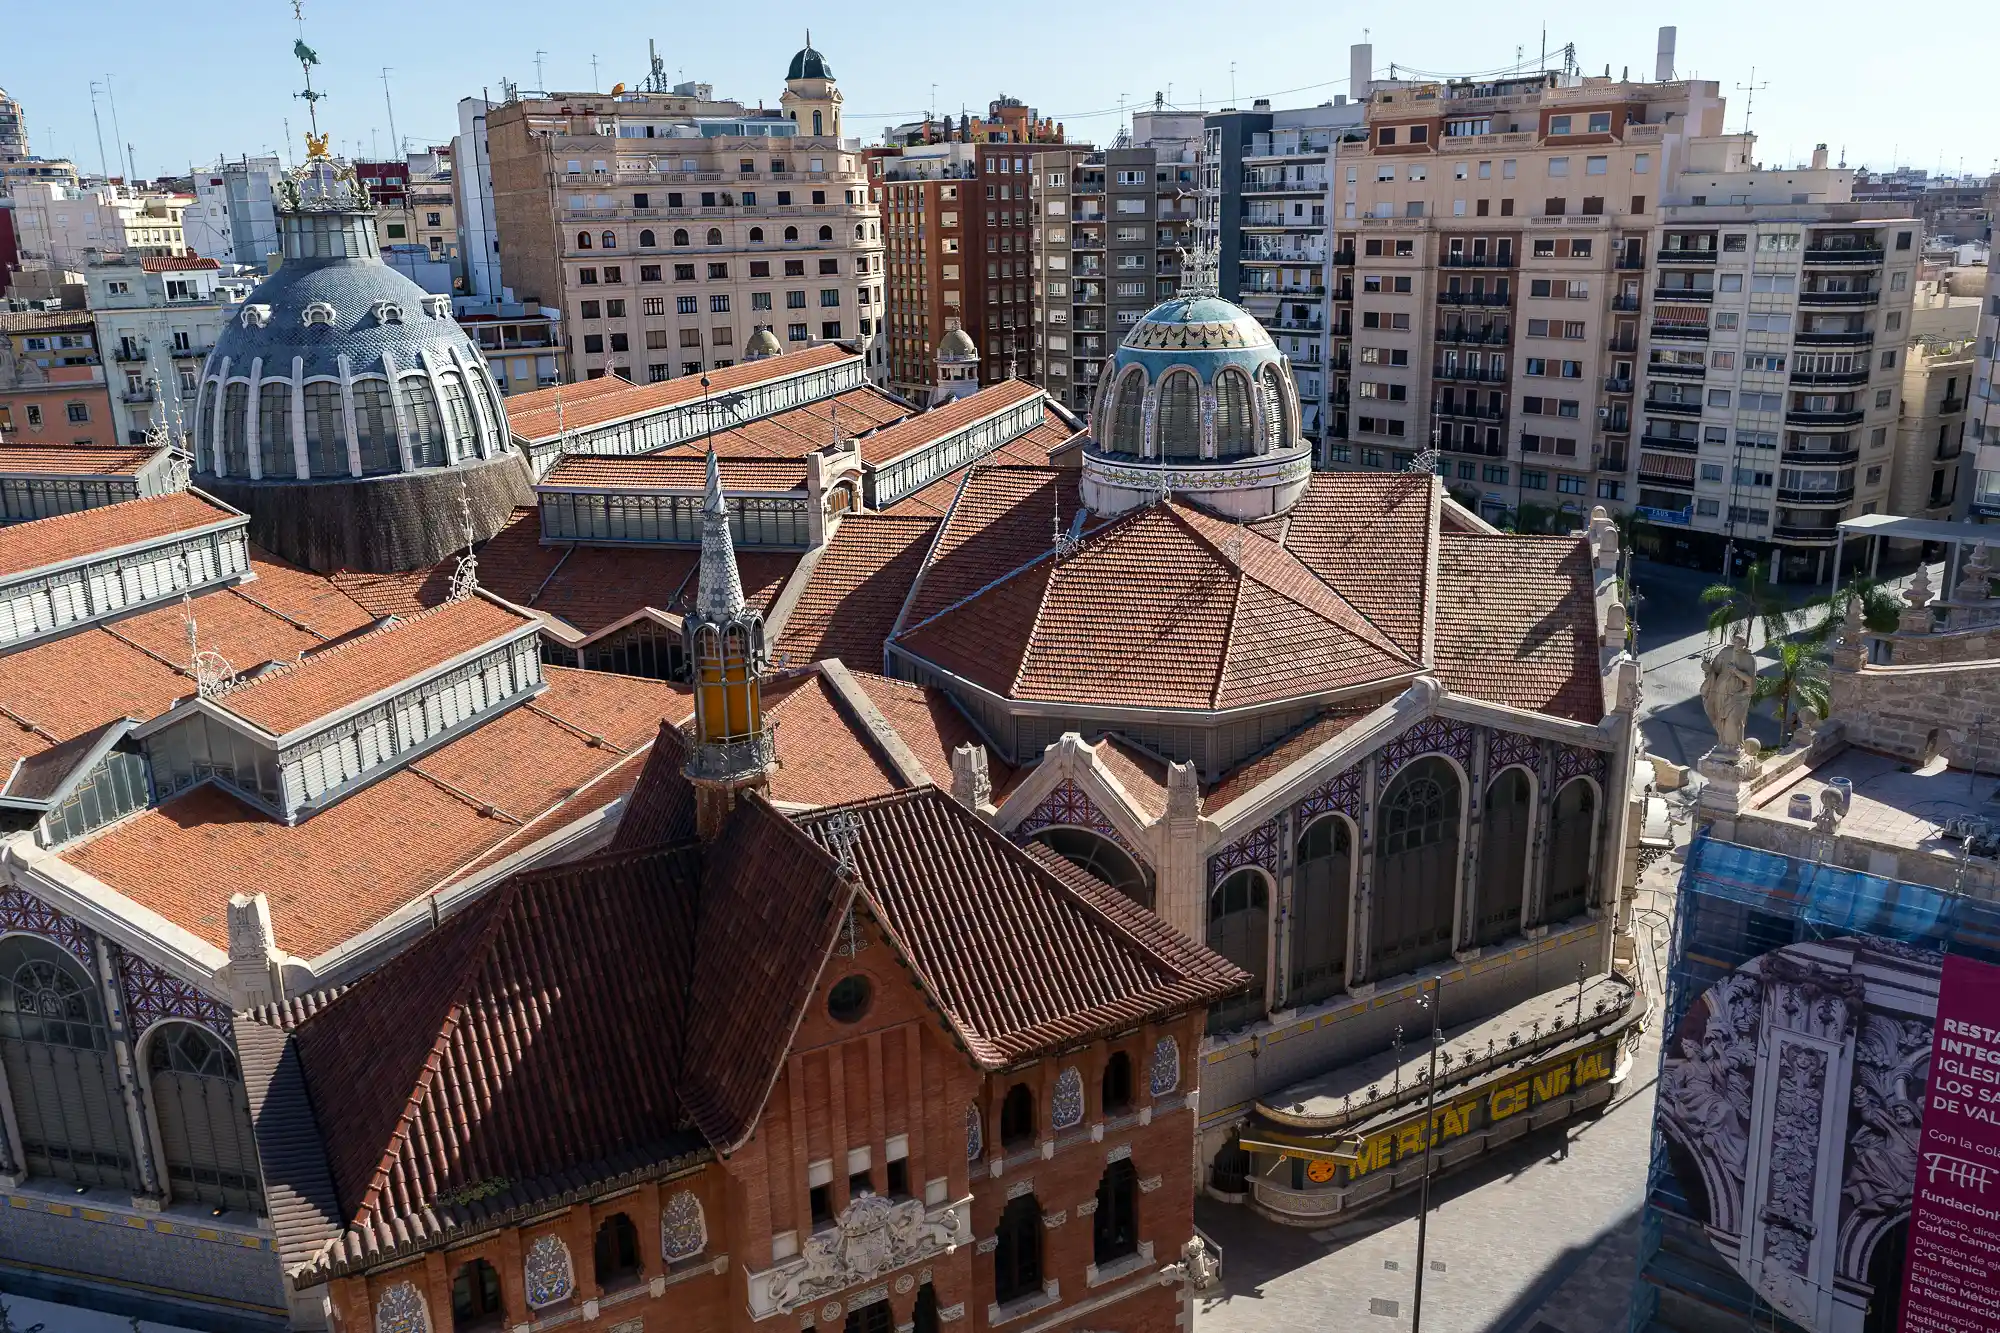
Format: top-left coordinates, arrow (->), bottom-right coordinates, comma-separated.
185,156 -> 284,269
1966,250 -> 2000,521
481,44 -> 883,386
86,254 -> 253,446
1027,112 -> 1201,415
1888,337 -> 1973,527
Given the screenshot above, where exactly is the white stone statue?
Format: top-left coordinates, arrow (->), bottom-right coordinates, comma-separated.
1700,629 -> 1758,756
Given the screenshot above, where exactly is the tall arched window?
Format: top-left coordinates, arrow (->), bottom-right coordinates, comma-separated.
400,375 -> 446,468
146,1022 -> 262,1213
1477,769 -> 1532,947
1156,370 -> 1200,459
1542,779 -> 1596,925
0,936 -> 137,1190
595,1211 -> 642,1287
994,1194 -> 1042,1304
1093,1159 -> 1138,1265
601,230 -> 617,249
1290,816 -> 1352,1008
302,381 -> 346,476
813,110 -> 824,136
1370,757 -> 1462,980
221,381 -> 250,475
576,231 -> 593,249
1214,368 -> 1256,457
353,379 -> 400,474
706,227 -> 723,245
785,226 -> 799,242
1101,1051 -> 1133,1116
913,1282 -> 942,1333
257,382 -> 295,477
434,371 -> 479,461
818,225 -> 834,241
749,226 -> 764,242
1258,364 -> 1290,452
673,228 -> 690,246
999,1082 -> 1035,1148
639,228 -> 656,247
194,383 -> 217,471
1029,827 -> 1151,908
1207,869 -> 1269,1033
451,1257 -> 504,1331
1109,369 -> 1146,454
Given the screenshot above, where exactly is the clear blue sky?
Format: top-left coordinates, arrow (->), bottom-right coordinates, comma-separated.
7,1 -> 1995,183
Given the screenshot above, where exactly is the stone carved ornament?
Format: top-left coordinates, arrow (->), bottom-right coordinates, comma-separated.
1842,1013 -> 1930,1222
1760,1042 -> 1829,1282
1658,971 -> 1761,1228
767,1194 -> 967,1313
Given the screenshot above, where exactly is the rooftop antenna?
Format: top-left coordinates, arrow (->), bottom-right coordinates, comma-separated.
1229,62 -> 1237,106
291,2 -> 327,140
88,82 -> 109,179
1736,68 -> 1769,138
534,50 -> 548,94
591,54 -> 601,94
104,75 -> 126,179
381,68 -> 401,157
1053,486 -> 1084,560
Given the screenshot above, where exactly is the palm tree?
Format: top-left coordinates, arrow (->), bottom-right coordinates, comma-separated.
1755,639 -> 1831,743
1799,575 -> 1902,645
1512,500 -> 1559,535
1699,559 -> 1787,648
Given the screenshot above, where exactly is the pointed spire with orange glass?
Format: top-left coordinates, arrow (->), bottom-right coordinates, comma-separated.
682,447 -> 774,838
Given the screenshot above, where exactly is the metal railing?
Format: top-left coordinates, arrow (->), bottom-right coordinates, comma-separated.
1436,365 -> 1510,384
1795,329 -> 1873,347
1649,362 -> 1705,380
1639,433 -> 1699,452
1785,409 -> 1864,428
1657,247 -> 1718,264
1790,368 -> 1868,387
1643,398 -> 1703,417
1440,253 -> 1516,268
1650,323 -> 1710,341
1772,523 -> 1841,543
1603,376 -> 1634,393
1437,290 -> 1511,306
1803,246 -> 1884,265
1654,287 -> 1714,303
1799,289 -> 1878,306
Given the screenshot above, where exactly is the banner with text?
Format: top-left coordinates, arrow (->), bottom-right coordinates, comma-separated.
1901,953 -> 2000,1333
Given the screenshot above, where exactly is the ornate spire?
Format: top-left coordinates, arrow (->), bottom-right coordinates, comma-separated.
1175,232 -> 1221,299
696,447 -> 746,625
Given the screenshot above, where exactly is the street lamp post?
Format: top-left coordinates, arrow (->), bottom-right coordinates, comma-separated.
1410,973 -> 1445,1332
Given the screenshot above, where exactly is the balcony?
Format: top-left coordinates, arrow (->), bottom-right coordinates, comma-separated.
1942,396 -> 1968,415
1611,294 -> 1641,312
1599,452 -> 1630,473
1657,247 -> 1718,265
1437,365 -> 1510,384
1784,446 -> 1860,466
1440,253 -> 1516,269
1650,322 -> 1710,342
1637,463 -> 1695,488
1614,254 -> 1647,271
170,345 -> 212,359
1436,327 -> 1509,346
119,387 -> 157,404
1435,402 -> 1507,422
1649,362 -> 1705,381
1795,329 -> 1873,347
1937,441 -> 1965,462
1654,287 -> 1715,303
1778,485 -> 1855,506
1804,246 -> 1884,266
1799,289 -> 1879,307
1264,317 -> 1325,334
1785,408 -> 1864,428
1243,178 -> 1322,193
1243,250 -> 1326,266
1790,367 -> 1869,387
111,347 -> 148,364
1437,290 -> 1510,307
1643,398 -> 1703,418
1607,336 -> 1638,354
1772,523 -> 1842,544
1442,438 -> 1505,458
1332,248 -> 1356,267
1639,432 -> 1699,453
1603,375 -> 1634,394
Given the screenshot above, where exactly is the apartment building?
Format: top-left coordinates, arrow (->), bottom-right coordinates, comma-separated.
1629,143 -> 1920,581
0,308 -> 110,444
1973,252 -> 2000,521
457,298 -> 565,395
1206,89 -> 1366,454
1028,112 -> 1200,415
873,139 -> 1038,401
1887,337 -> 1973,529
481,44 -> 883,386
86,254 -> 252,445
185,155 -> 283,268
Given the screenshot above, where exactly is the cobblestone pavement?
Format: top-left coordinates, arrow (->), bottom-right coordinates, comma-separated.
1195,864 -> 1679,1333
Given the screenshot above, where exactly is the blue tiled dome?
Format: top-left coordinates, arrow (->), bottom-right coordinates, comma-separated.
787,45 -> 833,81
1091,293 -> 1300,463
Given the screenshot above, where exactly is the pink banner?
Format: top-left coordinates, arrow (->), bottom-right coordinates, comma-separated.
1901,954 -> 2000,1332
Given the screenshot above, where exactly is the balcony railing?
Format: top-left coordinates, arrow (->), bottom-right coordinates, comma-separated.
1265,318 -> 1325,333
1650,322 -> 1710,341
1332,248 -> 1356,266
1440,253 -> 1516,269
1438,290 -> 1511,306
1784,447 -> 1860,466
1649,362 -> 1706,380
1639,432 -> 1699,453
1786,408 -> 1865,428
1437,365 -> 1510,384
119,387 -> 157,404
1435,403 -> 1507,422
1778,486 -> 1855,506
1436,327 -> 1510,345
1614,254 -> 1647,271
1654,287 -> 1715,303
1942,396 -> 1968,414
1790,368 -> 1869,387
1611,295 -> 1641,311
1658,247 -> 1718,265
1803,246 -> 1885,266
1607,336 -> 1639,354
1799,289 -> 1878,307
1772,524 -> 1841,544
1644,399 -> 1703,417
1795,329 -> 1873,347
1937,442 -> 1965,462
1599,453 -> 1630,474
1603,375 -> 1634,394
111,348 -> 148,364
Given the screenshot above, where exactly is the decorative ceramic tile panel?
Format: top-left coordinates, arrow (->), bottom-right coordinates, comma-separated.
524,1234 -> 574,1308
374,1282 -> 429,1333
1381,716 -> 1476,781
1207,818 -> 1279,889
662,1190 -> 707,1261
965,1102 -> 984,1161
1488,729 -> 1543,775
0,884 -> 95,965
1013,778 -> 1137,855
1149,1037 -> 1180,1097
1051,1067 -> 1083,1131
1555,743 -> 1609,786
116,945 -> 234,1042
1296,766 -> 1362,826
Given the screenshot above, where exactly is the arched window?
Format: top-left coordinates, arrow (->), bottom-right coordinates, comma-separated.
1109,369 -> 1146,455
1092,1159 -> 1138,1265
1477,769 -> 1533,946
194,382 -> 217,471
594,1211 -> 642,1287
639,228 -> 656,248
672,228 -> 690,246
785,225 -> 800,242
749,226 -> 764,242
1206,869 -> 1269,1033
818,225 -> 834,241
434,370 -> 479,461
913,1282 -> 942,1333
257,381 -> 295,477
813,110 -> 824,136
576,231 -> 593,249
0,936 -> 137,1189
353,379 -> 400,474
601,230 -> 617,250
827,481 -> 858,514
1259,364 -> 1290,452
1290,816 -> 1352,1009
221,381 -> 250,475
994,1194 -> 1042,1304
1156,370 -> 1200,459
1370,757 -> 1462,980
1542,779 -> 1596,925
451,1257 -> 504,1331
146,1022 -> 261,1213
400,375 -> 446,468
706,227 -> 723,245
302,381 -> 346,476
1028,827 -> 1151,907
999,1082 -> 1035,1148
1101,1051 -> 1133,1116
1213,368 -> 1256,457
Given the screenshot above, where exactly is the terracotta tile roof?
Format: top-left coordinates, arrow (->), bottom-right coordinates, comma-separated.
898,501 -> 1419,710
326,567 -> 452,619
1435,533 -> 1604,723
902,465 -> 1089,628
505,346 -> 855,442
851,380 -> 1043,466
108,582 -> 326,671
608,722 -> 697,851
763,674 -> 903,806
799,788 -> 1248,1065
212,596 -> 533,737
773,514 -> 937,672
138,255 -> 220,272
885,403 -> 1082,518
239,552 -> 378,640
1097,737 -> 1169,819
650,386 -> 914,463
539,454 -> 809,493
1203,703 -> 1382,810
62,667 -> 680,957
0,631 -> 188,770
456,507 -> 566,608
0,309 -> 95,334
0,444 -> 161,477
1276,472 -> 1436,658
0,490 -> 238,581
848,670 -> 1014,792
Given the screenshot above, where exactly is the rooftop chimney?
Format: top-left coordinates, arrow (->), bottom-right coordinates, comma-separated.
1351,44 -> 1373,99
1811,143 -> 1829,170
1655,27 -> 1677,82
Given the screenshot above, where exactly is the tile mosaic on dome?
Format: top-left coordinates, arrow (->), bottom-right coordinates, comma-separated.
1125,320 -> 1267,353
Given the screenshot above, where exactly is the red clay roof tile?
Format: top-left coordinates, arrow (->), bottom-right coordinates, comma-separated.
0,491 -> 238,580
505,346 -> 854,442
1434,533 -> 1604,723
774,513 -> 937,673
850,380 -> 1043,465
0,444 -> 162,477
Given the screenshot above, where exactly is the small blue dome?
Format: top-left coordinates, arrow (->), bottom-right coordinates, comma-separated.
1091,292 -> 1301,467
787,46 -> 833,81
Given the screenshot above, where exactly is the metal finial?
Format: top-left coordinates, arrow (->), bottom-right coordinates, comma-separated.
823,809 -> 864,876
182,594 -> 238,699
1173,232 -> 1220,299
448,476 -> 480,601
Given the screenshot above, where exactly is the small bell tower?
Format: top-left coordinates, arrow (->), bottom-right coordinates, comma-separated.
683,448 -> 775,837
